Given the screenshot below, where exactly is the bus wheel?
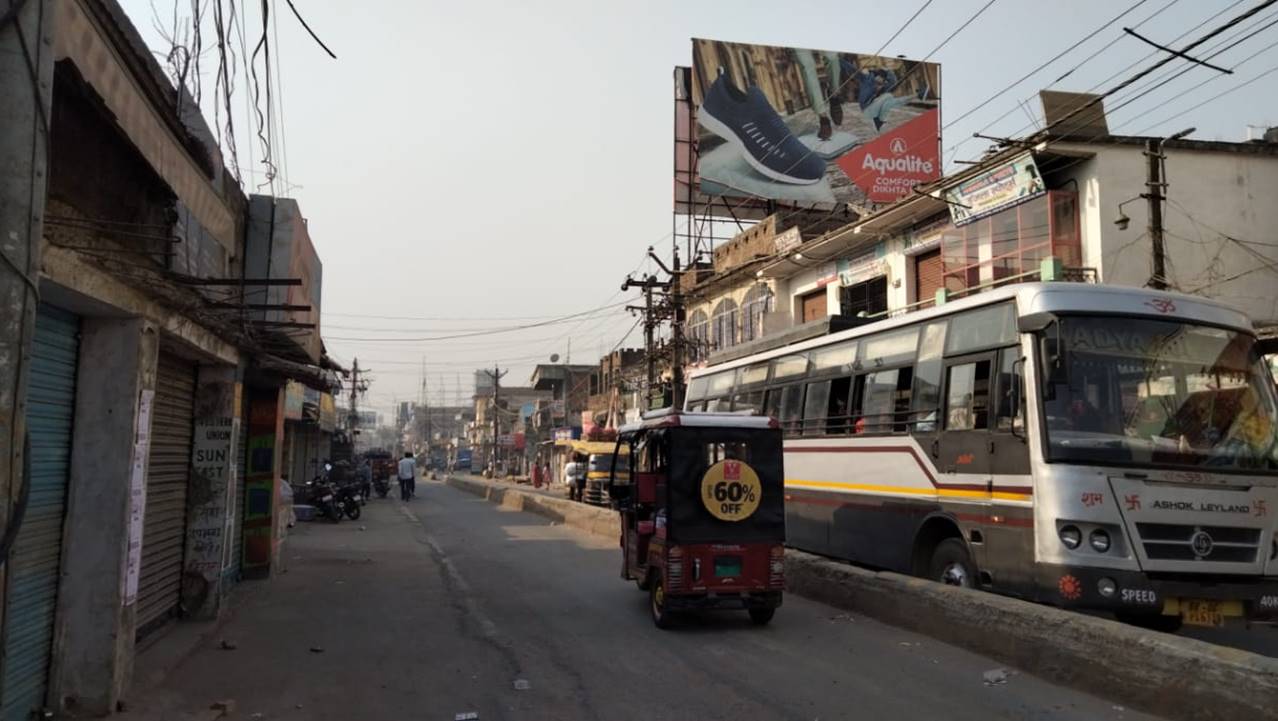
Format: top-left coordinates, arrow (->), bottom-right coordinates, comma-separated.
748,608 -> 775,625
650,576 -> 674,629
1116,611 -> 1183,633
929,538 -> 977,589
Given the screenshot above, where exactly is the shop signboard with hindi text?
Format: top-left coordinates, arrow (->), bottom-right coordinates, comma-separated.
691,39 -> 940,206
943,152 -> 1046,226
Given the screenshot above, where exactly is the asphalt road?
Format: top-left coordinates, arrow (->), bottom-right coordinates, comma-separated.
128,480 -> 1160,721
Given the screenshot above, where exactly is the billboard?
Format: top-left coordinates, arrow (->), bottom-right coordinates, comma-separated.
943,152 -> 1045,226
691,39 -> 940,206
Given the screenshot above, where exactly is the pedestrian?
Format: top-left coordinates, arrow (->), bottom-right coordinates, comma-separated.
357,458 -> 373,500
398,451 -> 417,501
531,461 -> 543,489
564,457 -> 585,502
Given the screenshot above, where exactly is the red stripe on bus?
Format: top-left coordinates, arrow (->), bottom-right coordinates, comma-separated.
786,491 -> 1035,527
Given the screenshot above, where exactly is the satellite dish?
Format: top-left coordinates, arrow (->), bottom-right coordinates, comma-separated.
550,353 -> 560,363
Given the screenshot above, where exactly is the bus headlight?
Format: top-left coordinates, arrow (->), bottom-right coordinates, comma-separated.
1059,525 -> 1082,550
1089,529 -> 1111,553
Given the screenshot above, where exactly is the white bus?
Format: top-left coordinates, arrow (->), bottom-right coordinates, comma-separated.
685,282 -> 1278,629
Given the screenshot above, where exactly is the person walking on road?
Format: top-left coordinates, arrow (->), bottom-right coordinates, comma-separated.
398,451 -> 417,501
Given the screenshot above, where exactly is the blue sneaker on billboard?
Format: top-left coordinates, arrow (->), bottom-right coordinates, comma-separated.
700,73 -> 826,185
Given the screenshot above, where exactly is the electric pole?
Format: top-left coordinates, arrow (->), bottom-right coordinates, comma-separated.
348,358 -> 370,446
623,272 -> 669,409
484,365 -> 508,472
1144,127 -> 1194,291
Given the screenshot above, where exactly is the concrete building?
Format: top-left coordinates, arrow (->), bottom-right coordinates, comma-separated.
685,131 -> 1278,364
0,1 -> 339,715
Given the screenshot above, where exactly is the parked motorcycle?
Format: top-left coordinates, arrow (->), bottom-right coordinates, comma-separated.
335,482 -> 363,520
306,478 -> 343,523
372,476 -> 391,498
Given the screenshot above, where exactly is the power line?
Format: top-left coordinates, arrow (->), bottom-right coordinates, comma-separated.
324,297 -> 639,342
1127,40 -> 1278,133
872,0 -> 935,56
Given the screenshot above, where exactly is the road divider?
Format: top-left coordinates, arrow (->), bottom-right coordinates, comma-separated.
445,474 -> 1278,721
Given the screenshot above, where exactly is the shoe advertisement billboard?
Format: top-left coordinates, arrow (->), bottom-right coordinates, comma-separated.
691,39 -> 940,207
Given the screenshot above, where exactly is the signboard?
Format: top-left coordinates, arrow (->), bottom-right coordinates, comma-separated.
283,381 -> 304,420
944,152 -> 1046,226
318,393 -> 337,432
774,226 -> 802,254
838,243 -> 884,286
497,434 -> 515,447
553,427 -> 580,442
691,39 -> 940,206
123,388 -> 154,606
700,460 -> 762,522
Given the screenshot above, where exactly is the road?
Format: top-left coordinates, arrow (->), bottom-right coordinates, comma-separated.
128,480 -> 1159,721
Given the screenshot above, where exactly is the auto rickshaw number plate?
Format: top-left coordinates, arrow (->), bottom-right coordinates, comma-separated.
701,460 -> 763,522
714,556 -> 742,577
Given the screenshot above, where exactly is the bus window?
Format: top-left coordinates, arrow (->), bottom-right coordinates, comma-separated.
738,364 -> 769,387
860,370 -> 898,433
706,398 -> 727,412
946,303 -> 1015,355
862,327 -> 919,369
911,321 -> 947,433
772,354 -> 809,381
995,349 -> 1024,432
812,341 -> 857,373
803,380 -> 832,436
732,390 -> 764,414
687,375 -> 709,402
762,388 -> 779,419
779,384 -> 805,435
945,360 -> 992,430
708,371 -> 735,397
827,377 -> 853,434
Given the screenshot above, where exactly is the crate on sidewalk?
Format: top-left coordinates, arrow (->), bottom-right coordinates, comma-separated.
294,504 -> 318,522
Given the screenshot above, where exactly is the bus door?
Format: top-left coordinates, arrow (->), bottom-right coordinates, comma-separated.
937,352 -> 996,570
985,346 -> 1033,589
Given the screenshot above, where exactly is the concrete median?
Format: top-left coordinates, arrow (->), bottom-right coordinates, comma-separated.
445,474 -> 1278,721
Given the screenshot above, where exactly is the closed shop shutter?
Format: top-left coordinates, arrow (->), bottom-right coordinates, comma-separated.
915,249 -> 943,309
0,305 -> 79,721
136,351 -> 196,635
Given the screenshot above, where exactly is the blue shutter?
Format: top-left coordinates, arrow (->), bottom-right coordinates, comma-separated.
1,305 -> 79,720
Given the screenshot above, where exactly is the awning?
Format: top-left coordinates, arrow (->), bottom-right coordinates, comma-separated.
553,440 -> 629,455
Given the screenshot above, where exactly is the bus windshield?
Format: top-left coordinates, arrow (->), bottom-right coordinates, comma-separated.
1040,316 -> 1278,472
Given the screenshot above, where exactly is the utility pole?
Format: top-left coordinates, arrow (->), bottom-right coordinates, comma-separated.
484,365 -> 508,472
1145,139 -> 1167,290
623,272 -> 669,409
348,359 -> 369,446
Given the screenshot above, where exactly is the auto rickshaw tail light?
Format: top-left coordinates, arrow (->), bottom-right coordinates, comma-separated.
768,546 -> 785,589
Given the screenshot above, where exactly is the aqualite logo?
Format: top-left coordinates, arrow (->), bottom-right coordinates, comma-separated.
860,153 -> 935,174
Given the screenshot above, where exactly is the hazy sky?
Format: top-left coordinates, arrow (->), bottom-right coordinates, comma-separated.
121,0 -> 1278,419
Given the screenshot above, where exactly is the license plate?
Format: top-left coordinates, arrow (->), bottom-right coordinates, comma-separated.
714,556 -> 742,577
353,495 -> 362,501
1181,600 -> 1243,627
321,494 -> 333,502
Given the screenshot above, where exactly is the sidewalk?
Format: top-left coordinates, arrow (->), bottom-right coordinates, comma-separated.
120,492 -> 508,721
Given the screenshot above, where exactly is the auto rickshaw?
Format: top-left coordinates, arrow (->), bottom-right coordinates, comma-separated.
608,410 -> 785,628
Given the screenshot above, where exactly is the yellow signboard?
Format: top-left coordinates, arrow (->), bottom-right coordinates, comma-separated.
700,460 -> 762,522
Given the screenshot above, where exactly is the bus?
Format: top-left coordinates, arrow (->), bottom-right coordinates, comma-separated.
685,282 -> 1278,629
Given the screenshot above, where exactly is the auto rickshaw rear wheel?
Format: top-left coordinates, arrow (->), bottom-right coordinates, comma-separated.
748,608 -> 775,625
650,575 -> 674,629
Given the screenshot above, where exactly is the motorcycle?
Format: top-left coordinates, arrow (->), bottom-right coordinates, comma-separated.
306,477 -> 343,523
372,475 -> 391,498
335,482 -> 363,520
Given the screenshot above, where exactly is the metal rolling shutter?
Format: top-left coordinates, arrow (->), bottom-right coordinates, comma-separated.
915,249 -> 943,309
1,305 -> 79,721
136,352 -> 196,634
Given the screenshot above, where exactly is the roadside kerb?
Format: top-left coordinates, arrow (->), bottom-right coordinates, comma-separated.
445,473 -> 1278,721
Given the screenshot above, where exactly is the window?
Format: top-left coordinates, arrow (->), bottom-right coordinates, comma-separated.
771,354 -> 809,381
732,390 -> 764,414
812,341 -> 857,373
946,303 -> 1016,355
911,321 -> 948,433
636,433 -> 668,474
946,361 -> 992,431
687,375 -> 709,402
941,192 -> 1079,296
995,349 -> 1024,432
778,384 -> 805,435
705,441 -> 753,465
840,276 -> 888,318
741,283 -> 774,342
862,327 -> 919,369
688,309 -> 709,361
827,377 -> 853,434
711,298 -> 739,351
857,368 -> 913,433
738,363 -> 769,387
707,370 -> 734,397
803,381 -> 832,436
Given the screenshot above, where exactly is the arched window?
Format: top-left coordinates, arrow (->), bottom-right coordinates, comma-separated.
687,309 -> 709,362
711,298 -> 739,351
741,283 -> 774,342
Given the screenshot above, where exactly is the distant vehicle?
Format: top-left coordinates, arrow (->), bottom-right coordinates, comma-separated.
609,411 -> 785,628
364,449 -> 396,482
455,448 -> 473,471
584,452 -> 628,506
686,282 -> 1278,631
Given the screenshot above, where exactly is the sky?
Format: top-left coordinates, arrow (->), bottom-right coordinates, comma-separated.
120,0 -> 1278,421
